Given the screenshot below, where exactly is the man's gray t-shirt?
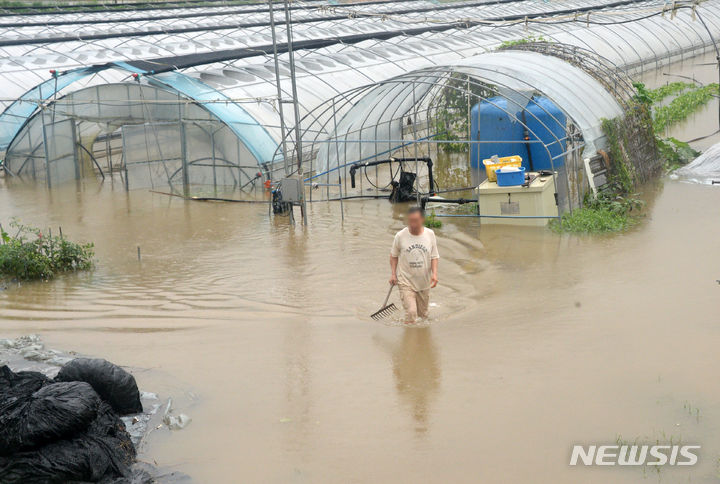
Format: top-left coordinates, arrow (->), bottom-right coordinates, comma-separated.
390,227 -> 440,292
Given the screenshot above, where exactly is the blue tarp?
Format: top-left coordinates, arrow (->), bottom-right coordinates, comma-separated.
0,63 -> 278,166
0,66 -> 104,151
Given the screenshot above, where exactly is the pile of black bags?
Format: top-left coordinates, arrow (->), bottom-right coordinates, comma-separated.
0,358 -> 144,483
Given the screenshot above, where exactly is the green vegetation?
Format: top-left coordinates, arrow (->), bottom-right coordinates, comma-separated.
646,81 -> 695,103
553,80 -> 709,234
629,82 -> 705,170
424,210 -> 442,228
0,220 -> 94,281
556,96 -> 651,234
432,74 -> 495,154
499,35 -> 548,49
550,190 -> 644,234
653,83 -> 719,133
656,136 -> 700,171
601,115 -> 643,193
631,81 -> 654,106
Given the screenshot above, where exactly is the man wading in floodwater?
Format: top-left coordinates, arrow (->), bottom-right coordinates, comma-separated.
389,207 -> 440,323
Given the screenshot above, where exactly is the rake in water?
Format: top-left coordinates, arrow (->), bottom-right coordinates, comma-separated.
371,284 -> 398,320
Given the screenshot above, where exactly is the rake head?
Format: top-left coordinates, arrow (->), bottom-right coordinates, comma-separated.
371,303 -> 398,320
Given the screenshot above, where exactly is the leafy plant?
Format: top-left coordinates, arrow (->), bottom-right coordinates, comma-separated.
601,117 -> 636,193
632,82 -> 653,106
550,189 -> 644,234
647,81 -> 695,103
630,83 -> 701,169
424,210 -> 442,228
0,219 -> 94,281
653,83 -> 719,133
656,136 -> 700,170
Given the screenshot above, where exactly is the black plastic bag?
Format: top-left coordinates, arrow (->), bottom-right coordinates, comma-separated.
0,401 -> 135,484
0,381 -> 100,456
56,358 -> 143,415
0,365 -> 50,401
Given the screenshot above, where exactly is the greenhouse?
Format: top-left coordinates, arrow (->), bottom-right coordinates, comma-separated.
0,0 -> 636,110
0,0 -> 718,212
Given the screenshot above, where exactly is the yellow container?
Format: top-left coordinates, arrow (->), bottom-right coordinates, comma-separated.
482,156 -> 523,182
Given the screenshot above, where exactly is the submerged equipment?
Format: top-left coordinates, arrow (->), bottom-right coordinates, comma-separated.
349,157 -> 436,203
389,172 -> 417,203
272,189 -> 291,214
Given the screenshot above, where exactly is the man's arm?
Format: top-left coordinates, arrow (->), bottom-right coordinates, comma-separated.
389,256 -> 398,285
430,258 -> 438,288
430,232 -> 439,288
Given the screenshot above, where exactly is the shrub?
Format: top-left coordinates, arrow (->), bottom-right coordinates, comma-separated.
550,190 -> 644,234
0,220 -> 94,281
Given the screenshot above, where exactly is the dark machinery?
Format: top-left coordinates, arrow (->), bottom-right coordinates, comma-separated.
349,157 -> 435,203
272,189 -> 292,214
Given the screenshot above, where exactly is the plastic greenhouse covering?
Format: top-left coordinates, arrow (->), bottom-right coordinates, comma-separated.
1,0 -> 719,205
312,51 -> 624,173
161,0 -> 720,163
0,0 -> 651,111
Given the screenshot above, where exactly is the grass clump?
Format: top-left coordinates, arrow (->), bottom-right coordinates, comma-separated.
424,210 -> 442,228
550,190 -> 644,234
0,220 -> 94,281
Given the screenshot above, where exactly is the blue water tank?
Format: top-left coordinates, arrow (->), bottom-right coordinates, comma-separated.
470,97 -> 525,170
523,96 -> 566,171
470,96 -> 566,171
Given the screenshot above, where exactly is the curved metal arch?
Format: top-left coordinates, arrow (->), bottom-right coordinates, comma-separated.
637,14 -> 692,68
280,58 -> 584,174
0,65 -> 280,164
271,80 -> 383,162
272,38 -> 640,173
307,75 -> 564,198
597,23 -> 645,70
501,42 -> 636,106
367,66 -> 568,149
301,67 -> 580,207
608,20 -> 663,72
668,8 -> 715,59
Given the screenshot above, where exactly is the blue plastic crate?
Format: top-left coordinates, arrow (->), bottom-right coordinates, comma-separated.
495,167 -> 526,186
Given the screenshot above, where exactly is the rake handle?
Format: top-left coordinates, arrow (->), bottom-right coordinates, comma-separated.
382,283 -> 395,306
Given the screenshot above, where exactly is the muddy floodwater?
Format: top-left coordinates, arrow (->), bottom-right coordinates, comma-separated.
2,57 -> 720,483
1,175 -> 719,483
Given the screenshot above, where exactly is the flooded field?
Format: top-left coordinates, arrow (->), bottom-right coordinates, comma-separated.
1,174 -> 719,483
1,56 -> 720,483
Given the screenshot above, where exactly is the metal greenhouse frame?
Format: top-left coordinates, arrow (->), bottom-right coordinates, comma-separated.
270,46 -> 636,216
0,0 -> 717,211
